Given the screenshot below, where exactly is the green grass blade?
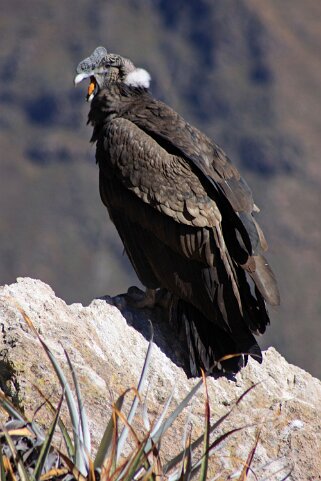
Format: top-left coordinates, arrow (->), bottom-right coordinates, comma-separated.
107,409 -> 120,478
2,425 -> 30,481
33,384 -> 74,459
32,394 -> 64,481
16,303 -> 87,474
142,397 -> 151,432
147,377 -> 203,454
0,446 -> 7,481
64,349 -> 91,456
94,391 -> 126,469
198,373 -> 209,481
116,328 -> 154,462
0,393 -> 26,423
150,389 -> 174,438
56,415 -> 74,460
38,339 -> 87,474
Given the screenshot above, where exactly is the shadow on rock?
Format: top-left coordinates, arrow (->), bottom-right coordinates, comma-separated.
98,286 -> 235,381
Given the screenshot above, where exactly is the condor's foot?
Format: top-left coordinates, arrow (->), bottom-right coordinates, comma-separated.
126,287 -> 157,309
126,287 -> 172,310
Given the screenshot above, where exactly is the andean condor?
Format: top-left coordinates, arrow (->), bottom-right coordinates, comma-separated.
74,46 -> 280,376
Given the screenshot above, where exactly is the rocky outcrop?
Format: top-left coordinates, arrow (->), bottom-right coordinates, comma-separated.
1,277 -> 320,479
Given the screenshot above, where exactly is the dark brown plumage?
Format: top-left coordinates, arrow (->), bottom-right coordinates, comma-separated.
75,47 -> 280,376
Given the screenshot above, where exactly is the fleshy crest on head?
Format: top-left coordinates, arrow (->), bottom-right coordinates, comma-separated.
76,46 -> 108,74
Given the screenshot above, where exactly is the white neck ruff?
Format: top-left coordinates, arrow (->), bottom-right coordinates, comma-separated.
124,68 -> 151,88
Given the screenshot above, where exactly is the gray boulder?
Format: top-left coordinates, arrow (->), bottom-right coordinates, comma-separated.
1,277 -> 320,480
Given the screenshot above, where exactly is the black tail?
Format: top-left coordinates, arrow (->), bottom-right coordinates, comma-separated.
171,299 -> 263,377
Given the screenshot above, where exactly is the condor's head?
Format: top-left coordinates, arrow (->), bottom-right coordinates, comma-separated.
74,46 -> 151,101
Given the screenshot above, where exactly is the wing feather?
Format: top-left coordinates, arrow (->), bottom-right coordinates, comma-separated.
104,118 -> 222,229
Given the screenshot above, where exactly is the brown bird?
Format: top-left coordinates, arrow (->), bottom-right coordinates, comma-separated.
75,46 -> 280,376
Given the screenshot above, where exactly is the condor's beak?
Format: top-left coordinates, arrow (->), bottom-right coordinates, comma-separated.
74,71 -> 91,85
74,72 -> 97,102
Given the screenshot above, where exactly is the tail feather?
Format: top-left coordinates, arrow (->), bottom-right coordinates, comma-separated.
236,267 -> 270,334
173,299 -> 262,377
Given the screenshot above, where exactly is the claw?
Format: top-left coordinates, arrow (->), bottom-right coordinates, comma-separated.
126,287 -> 157,309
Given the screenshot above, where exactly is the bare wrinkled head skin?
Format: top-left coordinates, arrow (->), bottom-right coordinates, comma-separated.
74,46 -> 151,101
76,46 -> 108,76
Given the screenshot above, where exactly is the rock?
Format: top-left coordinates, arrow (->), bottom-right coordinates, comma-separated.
1,277 -> 320,480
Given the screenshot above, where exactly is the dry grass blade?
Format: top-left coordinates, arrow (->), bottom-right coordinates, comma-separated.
182,433 -> 192,481
108,432 -> 158,481
140,464 -> 156,481
2,424 -> 30,481
1,454 -> 17,481
0,448 -> 8,481
149,439 -> 162,480
39,467 -> 69,480
238,429 -> 261,481
217,351 -> 262,365
1,427 -> 35,438
280,467 -> 294,481
260,464 -> 294,481
106,456 -> 128,481
100,401 -> 149,479
207,426 -> 252,455
56,450 -> 88,481
187,423 -> 256,480
87,456 -> 96,481
167,429 -> 192,481
164,382 -> 254,475
235,383 -> 260,407
102,442 -> 139,481
114,405 -> 142,448
9,297 -> 38,337
117,437 -> 149,481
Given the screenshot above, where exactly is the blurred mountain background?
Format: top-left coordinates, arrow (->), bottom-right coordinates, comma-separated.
1,0 -> 321,376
